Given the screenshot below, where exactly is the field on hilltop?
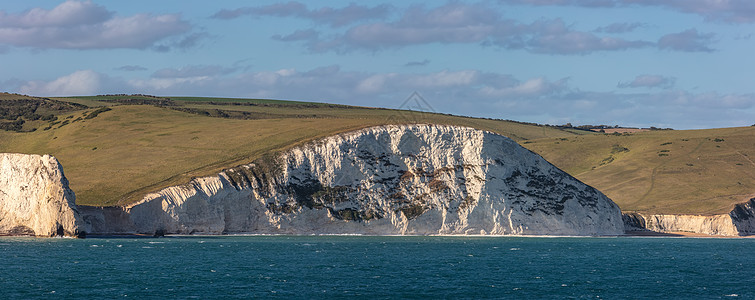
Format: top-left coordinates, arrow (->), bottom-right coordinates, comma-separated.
523,128 -> 755,214
0,93 -> 582,206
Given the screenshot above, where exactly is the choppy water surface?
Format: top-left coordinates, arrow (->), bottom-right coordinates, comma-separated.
1,236 -> 753,299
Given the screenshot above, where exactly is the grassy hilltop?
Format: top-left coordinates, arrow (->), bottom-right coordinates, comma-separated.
523,127 -> 755,214
0,93 -> 752,214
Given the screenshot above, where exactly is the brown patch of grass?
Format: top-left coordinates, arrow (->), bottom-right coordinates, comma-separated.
524,126 -> 755,214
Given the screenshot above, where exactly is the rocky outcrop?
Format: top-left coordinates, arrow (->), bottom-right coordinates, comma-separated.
730,198 -> 755,235
622,212 -> 647,231
83,124 -> 624,236
0,153 -> 85,237
622,199 -> 755,236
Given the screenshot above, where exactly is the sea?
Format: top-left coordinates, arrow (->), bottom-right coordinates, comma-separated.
1,235 -> 753,299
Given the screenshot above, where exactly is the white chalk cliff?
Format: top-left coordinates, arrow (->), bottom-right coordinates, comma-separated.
0,153 -> 85,237
623,198 -> 755,236
83,125 -> 624,236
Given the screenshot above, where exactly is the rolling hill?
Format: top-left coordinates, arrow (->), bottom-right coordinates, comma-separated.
1,93 -> 752,215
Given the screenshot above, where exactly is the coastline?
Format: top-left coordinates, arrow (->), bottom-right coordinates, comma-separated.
624,230 -> 755,238
70,231 -> 754,239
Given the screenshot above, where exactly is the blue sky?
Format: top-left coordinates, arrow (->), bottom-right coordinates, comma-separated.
1,0 -> 754,129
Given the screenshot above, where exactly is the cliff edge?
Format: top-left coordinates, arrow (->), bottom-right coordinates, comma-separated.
0,153 -> 85,237
84,124 -> 624,236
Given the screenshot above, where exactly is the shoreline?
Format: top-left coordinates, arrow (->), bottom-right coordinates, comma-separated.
623,230 -> 755,238
34,231 -> 755,239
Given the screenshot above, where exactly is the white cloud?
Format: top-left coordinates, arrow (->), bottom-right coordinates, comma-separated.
248,71 -> 282,86
501,0 -> 755,23
520,20 -> 653,54
275,69 -> 297,77
115,65 -> 147,72
220,2 -> 727,55
618,75 -> 676,89
19,70 -> 103,96
212,2 -> 393,27
630,0 -> 755,24
235,2 -> 653,55
0,1 -> 194,50
594,22 -> 645,33
0,0 -> 111,28
405,70 -> 477,88
658,29 -> 716,52
480,77 -> 567,97
357,74 -> 396,93
405,59 -> 430,67
129,77 -> 210,90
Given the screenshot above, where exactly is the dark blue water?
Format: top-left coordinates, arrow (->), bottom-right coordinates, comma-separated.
1,236 -> 752,299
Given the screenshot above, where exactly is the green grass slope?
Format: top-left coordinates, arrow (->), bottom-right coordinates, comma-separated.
0,94 -> 582,206
523,128 -> 755,214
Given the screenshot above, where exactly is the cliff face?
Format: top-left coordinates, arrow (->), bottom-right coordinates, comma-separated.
622,199 -> 755,236
0,153 -> 85,237
643,214 -> 738,236
730,198 -> 755,235
84,125 -> 624,236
